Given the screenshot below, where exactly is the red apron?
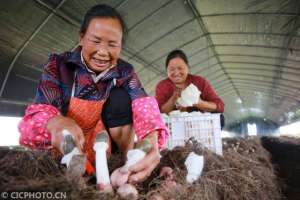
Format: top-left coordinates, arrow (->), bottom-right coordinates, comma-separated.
65,76 -> 113,174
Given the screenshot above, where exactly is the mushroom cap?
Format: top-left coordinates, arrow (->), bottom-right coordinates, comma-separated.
95,130 -> 109,143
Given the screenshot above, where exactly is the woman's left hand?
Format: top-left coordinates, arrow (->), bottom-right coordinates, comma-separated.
193,100 -> 217,112
127,132 -> 160,183
193,100 -> 205,111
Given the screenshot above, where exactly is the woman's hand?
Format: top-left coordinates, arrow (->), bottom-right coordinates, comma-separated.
176,105 -> 188,112
127,132 -> 160,183
173,87 -> 182,99
192,100 -> 217,112
47,115 -> 85,154
161,87 -> 183,113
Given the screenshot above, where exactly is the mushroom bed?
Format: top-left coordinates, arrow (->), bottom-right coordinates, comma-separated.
1,137 -> 299,200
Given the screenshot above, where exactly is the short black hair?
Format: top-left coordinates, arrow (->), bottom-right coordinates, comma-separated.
80,4 -> 127,43
165,49 -> 189,68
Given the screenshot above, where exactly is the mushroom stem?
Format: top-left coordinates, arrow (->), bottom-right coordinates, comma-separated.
93,131 -> 111,187
184,152 -> 204,184
120,139 -> 152,173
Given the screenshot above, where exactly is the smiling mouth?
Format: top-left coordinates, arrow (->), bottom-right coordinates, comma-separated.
93,58 -> 110,67
173,76 -> 182,79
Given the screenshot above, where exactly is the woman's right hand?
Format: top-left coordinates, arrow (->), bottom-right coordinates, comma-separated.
161,87 -> 183,113
173,87 -> 182,99
47,115 -> 85,154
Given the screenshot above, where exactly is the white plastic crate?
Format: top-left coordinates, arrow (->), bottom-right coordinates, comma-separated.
162,112 -> 222,155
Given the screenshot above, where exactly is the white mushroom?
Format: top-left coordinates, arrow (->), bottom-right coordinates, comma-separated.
120,139 -> 152,173
111,139 -> 153,187
184,152 -> 204,184
93,131 -> 113,193
60,129 -> 80,167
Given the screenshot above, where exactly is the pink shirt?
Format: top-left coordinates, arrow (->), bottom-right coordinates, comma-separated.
155,74 -> 224,113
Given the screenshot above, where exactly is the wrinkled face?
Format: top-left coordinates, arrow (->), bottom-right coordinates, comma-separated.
167,57 -> 189,84
80,17 -> 122,73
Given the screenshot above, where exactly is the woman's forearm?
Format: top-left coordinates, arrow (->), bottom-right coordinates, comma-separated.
160,95 -> 177,114
194,100 -> 217,112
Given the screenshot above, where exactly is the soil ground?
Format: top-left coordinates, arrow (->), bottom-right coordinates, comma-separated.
0,136 -> 299,200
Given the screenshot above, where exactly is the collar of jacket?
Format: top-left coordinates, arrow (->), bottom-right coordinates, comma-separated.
65,46 -> 120,82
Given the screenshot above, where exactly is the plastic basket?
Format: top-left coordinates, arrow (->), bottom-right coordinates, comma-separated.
162,112 -> 223,155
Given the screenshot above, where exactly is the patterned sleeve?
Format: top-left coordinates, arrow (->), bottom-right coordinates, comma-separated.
120,63 -> 169,149
132,96 -> 169,150
120,64 -> 148,100
35,54 -> 65,108
18,104 -> 60,149
18,54 -> 64,148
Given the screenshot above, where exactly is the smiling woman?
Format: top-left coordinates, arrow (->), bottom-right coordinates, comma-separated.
16,4 -> 169,192
0,116 -> 21,146
155,49 -> 225,115
80,17 -> 122,74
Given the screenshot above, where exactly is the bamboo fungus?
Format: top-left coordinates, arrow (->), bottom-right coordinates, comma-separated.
93,131 -> 113,192
111,139 -> 153,188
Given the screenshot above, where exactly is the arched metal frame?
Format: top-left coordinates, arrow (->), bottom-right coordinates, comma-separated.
0,0 -> 300,126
